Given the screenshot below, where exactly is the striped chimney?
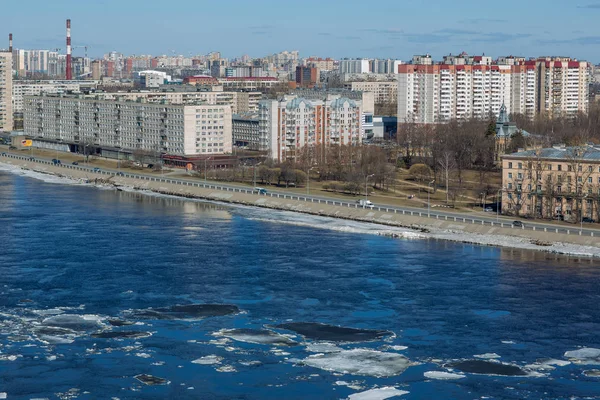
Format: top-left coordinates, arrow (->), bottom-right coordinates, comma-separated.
66,19 -> 72,80
9,33 -> 12,52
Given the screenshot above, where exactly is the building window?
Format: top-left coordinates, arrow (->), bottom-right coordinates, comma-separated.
558,165 -> 562,171
548,165 -> 552,171
508,172 -> 513,179
557,186 -> 562,193
508,162 -> 513,169
518,163 -> 523,169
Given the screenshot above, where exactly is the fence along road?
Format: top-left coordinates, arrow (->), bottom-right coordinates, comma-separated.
2,152 -> 599,238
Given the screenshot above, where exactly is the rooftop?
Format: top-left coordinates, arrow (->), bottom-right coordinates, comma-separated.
504,145 -> 600,161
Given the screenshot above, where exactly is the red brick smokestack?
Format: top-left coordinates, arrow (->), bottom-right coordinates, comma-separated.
66,19 -> 72,80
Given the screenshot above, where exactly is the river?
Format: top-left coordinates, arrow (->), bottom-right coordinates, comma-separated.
0,170 -> 599,399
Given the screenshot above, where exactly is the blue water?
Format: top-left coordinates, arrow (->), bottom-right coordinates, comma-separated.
1,170 -> 600,399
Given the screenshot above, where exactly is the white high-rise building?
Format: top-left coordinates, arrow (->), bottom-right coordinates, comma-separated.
0,51 -> 13,131
397,57 -> 590,124
339,59 -> 370,74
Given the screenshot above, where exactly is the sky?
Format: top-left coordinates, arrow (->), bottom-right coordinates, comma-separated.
2,0 -> 600,62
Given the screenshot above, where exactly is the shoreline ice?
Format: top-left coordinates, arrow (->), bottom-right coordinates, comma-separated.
1,160 -> 599,259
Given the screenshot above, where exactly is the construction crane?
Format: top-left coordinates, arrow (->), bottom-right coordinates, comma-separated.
72,45 -> 90,58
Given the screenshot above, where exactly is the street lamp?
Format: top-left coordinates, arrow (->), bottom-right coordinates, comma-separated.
428,180 -> 435,217
480,192 -> 485,212
496,187 -> 506,223
364,174 -> 375,208
253,161 -> 262,188
307,166 -> 318,195
204,157 -> 212,182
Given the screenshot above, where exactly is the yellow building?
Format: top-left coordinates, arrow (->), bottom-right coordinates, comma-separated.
501,145 -> 600,223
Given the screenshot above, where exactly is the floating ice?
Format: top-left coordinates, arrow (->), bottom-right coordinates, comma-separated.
192,355 -> 222,365
447,360 -> 527,376
42,314 -> 105,331
347,387 -> 409,400
0,393 -> 6,399
214,328 -> 298,347
474,353 -> 501,359
300,349 -> 412,377
424,371 -> 466,380
525,359 -> 571,371
125,304 -> 240,320
91,331 -> 152,339
216,365 -> 237,373
275,322 -> 393,343
583,369 -> 600,377
107,319 -> 135,327
305,343 -> 343,353
564,348 -> 600,363
135,352 -> 152,358
134,374 -> 169,386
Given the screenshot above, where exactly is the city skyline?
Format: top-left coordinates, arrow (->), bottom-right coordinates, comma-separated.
2,0 -> 600,62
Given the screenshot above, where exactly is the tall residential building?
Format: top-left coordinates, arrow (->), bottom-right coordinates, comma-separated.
535,59 -> 589,118
13,49 -> 61,77
306,58 -> 335,71
339,59 -> 371,74
23,95 -> 232,157
258,94 -> 364,161
397,57 -> 590,124
344,80 -> 398,105
0,51 -> 13,131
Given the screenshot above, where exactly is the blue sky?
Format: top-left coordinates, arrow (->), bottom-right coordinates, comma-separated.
2,0 -> 600,62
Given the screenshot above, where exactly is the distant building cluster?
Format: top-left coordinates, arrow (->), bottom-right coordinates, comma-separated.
1,26 -> 598,167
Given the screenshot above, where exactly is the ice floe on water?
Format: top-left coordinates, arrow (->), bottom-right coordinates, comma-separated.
42,314 -> 106,332
347,387 -> 409,400
447,360 -> 528,376
134,374 -> 169,386
123,304 -> 240,320
192,355 -> 223,365
305,343 -> 343,353
216,365 -> 237,373
474,353 -> 501,359
275,322 -> 393,343
91,331 -> 152,339
213,328 -> 298,346
525,359 -> 571,371
583,369 -> 600,377
424,371 -> 466,380
564,348 -> 600,364
298,348 -> 413,378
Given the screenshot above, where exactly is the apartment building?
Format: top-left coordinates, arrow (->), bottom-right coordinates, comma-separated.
339,59 -> 371,74
306,58 -> 335,71
398,56 -> 590,124
259,94 -> 364,161
344,80 -> 397,104
218,77 -> 280,92
24,95 -> 232,157
232,113 -> 260,150
501,145 -> 600,222
535,59 -> 589,118
295,66 -> 319,88
12,80 -> 100,113
99,89 -> 262,114
0,51 -> 13,132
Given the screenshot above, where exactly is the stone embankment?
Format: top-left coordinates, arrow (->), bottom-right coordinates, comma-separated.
2,156 -> 600,255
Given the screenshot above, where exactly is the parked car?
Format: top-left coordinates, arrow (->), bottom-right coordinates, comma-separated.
484,207 -> 494,212
72,161 -> 79,165
358,199 -> 374,208
116,172 -> 125,176
254,187 -> 268,194
1,152 -> 6,156
582,217 -> 596,223
512,220 -> 524,227
51,159 -> 61,165
93,167 -> 101,172
147,164 -> 154,169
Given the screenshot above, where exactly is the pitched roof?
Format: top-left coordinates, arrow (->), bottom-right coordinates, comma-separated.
504,146 -> 600,161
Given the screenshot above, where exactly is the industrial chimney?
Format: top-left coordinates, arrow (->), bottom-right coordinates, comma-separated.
66,19 -> 72,80
9,33 -> 12,52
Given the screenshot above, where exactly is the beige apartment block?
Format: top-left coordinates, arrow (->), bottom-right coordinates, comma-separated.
0,51 -> 13,131
501,145 -> 600,223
